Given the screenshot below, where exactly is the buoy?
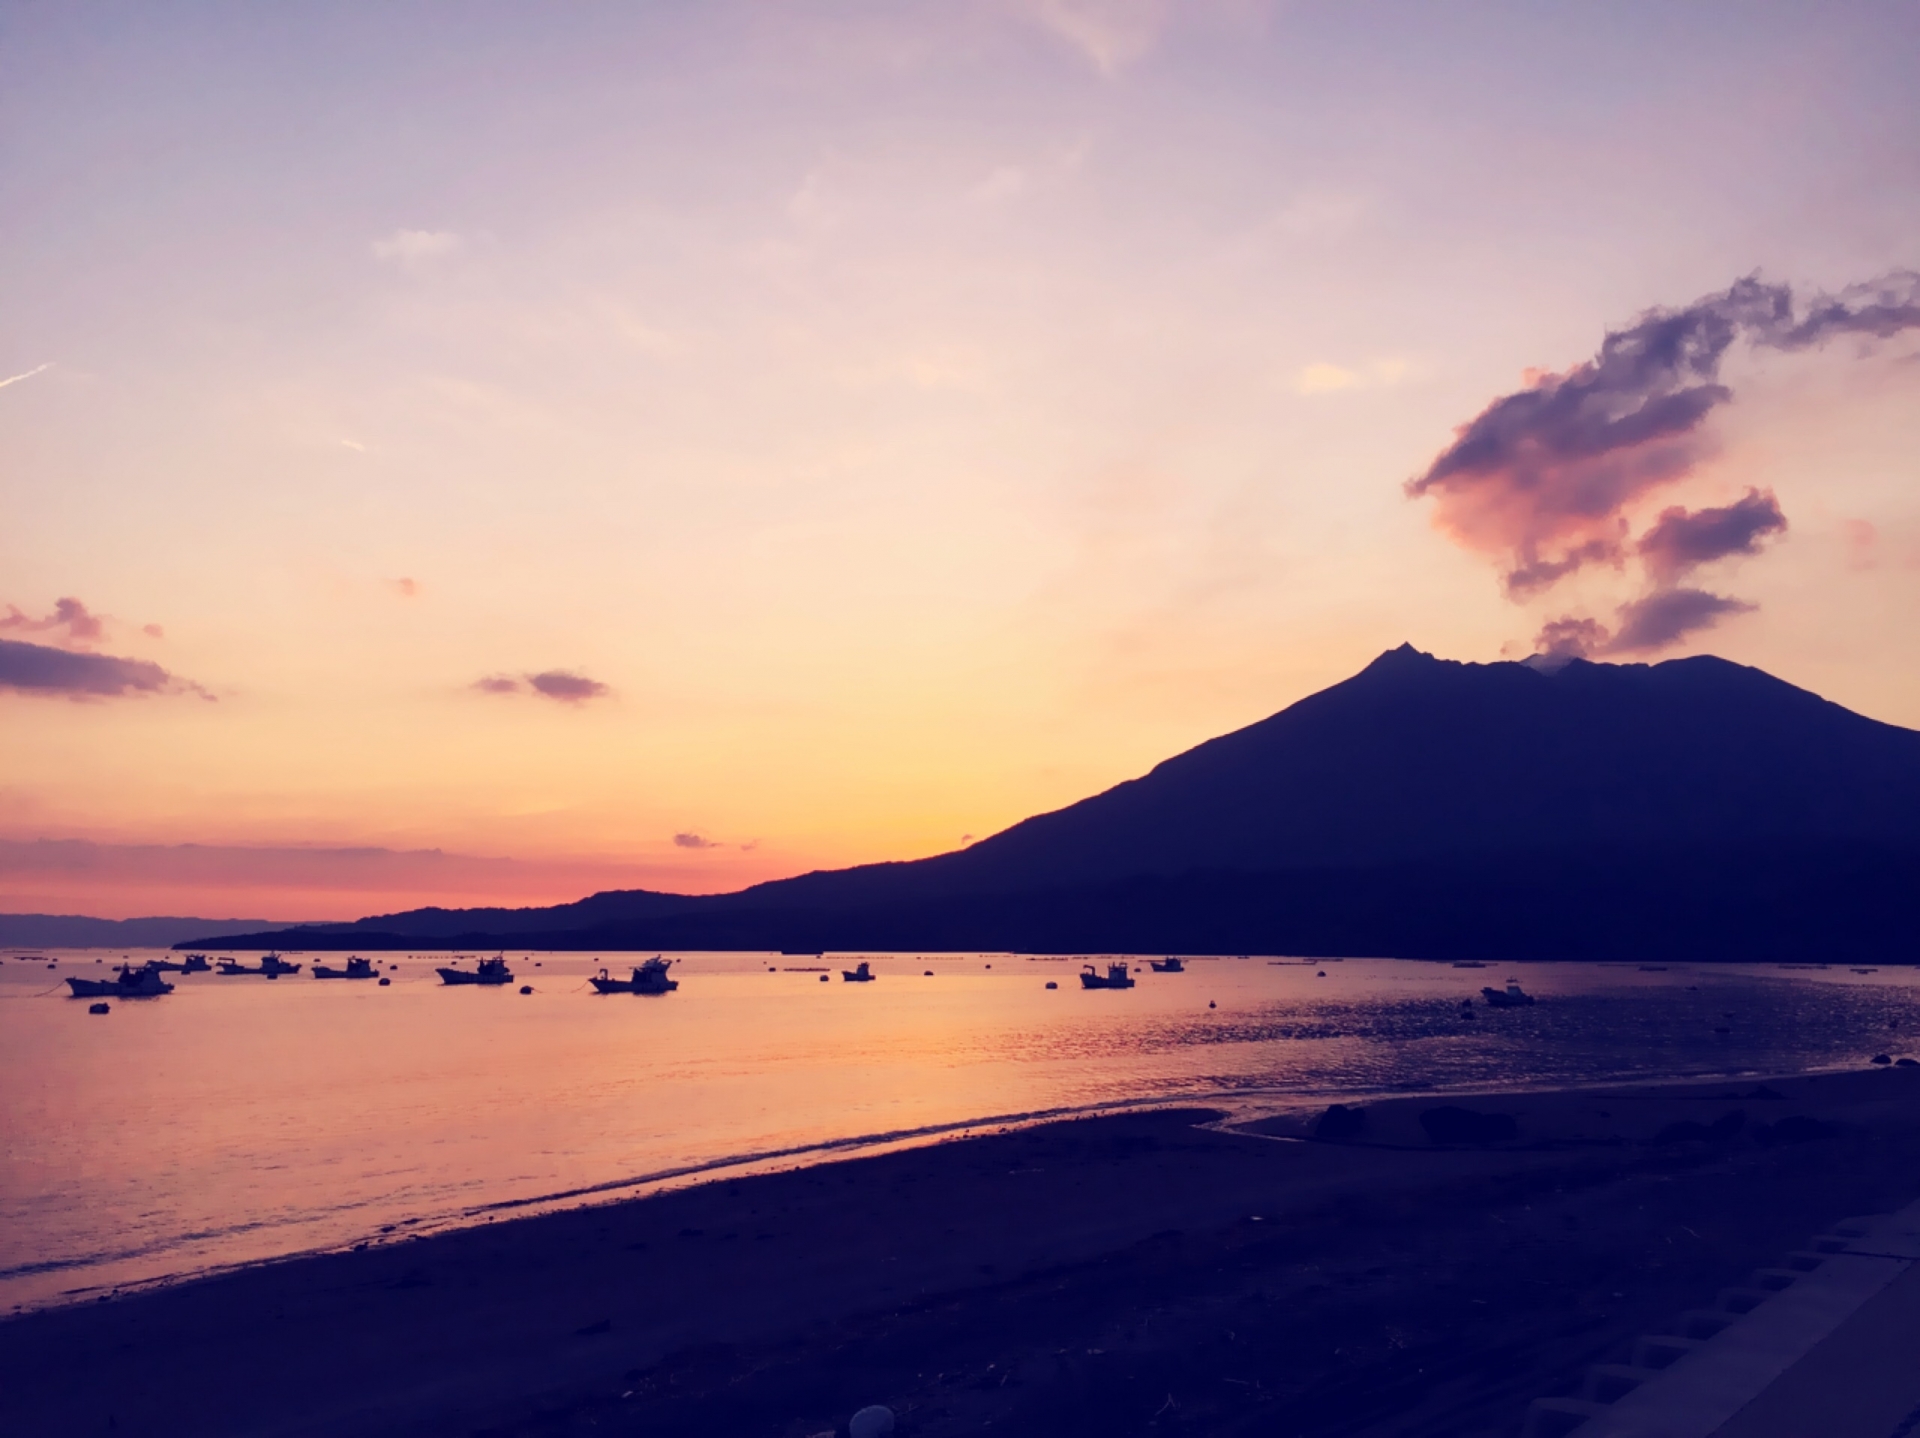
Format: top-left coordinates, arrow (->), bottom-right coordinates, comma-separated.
1045,981 -> 1057,989
1208,1000 -> 1216,1009
519,985 -> 533,995
89,1002 -> 110,1015
378,977 -> 391,986
849,1406 -> 895,1438
924,970 -> 934,976
819,974 -> 829,982
1316,970 -> 1327,977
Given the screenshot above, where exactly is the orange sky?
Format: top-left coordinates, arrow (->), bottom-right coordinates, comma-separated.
5,4 -> 1919,919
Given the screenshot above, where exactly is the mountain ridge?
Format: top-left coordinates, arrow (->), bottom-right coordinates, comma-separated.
183,647 -> 1920,959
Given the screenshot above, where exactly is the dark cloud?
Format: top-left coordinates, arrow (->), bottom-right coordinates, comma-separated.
1532,589 -> 1756,660
1637,488 -> 1787,584
2,596 -> 106,643
471,670 -> 610,702
673,832 -> 717,849
1412,270 -> 1918,655
1608,589 -> 1755,654
526,670 -> 608,702
0,637 -> 208,699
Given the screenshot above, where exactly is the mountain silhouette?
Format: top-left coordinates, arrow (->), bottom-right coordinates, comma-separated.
190,647 -> 1920,961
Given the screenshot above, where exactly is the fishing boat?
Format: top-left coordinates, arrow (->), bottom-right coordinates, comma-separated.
215,953 -> 302,977
1080,961 -> 1135,990
66,965 -> 173,999
1482,979 -> 1536,1008
146,953 -> 212,973
312,956 -> 379,980
590,956 -> 678,994
841,960 -> 876,983
1149,957 -> 1185,973
436,954 -> 514,986
1451,960 -> 1489,969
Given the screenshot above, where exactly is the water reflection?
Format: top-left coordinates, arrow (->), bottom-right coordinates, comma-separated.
1,950 -> 1913,1311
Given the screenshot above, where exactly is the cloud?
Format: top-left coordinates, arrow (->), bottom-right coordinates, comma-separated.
472,669 -> 611,702
142,623 -> 165,639
1533,616 -> 1609,661
1296,362 -> 1358,394
1843,519 -> 1878,571
1024,0 -> 1170,74
2,596 -> 105,644
1407,269 -> 1920,655
1636,488 -> 1787,585
1608,589 -> 1755,654
673,832 -> 717,849
0,838 -> 776,921
1530,589 -> 1756,660
1293,357 -> 1413,396
393,577 -> 420,598
340,438 -> 366,452
0,361 -> 53,391
0,637 -> 209,700
372,229 -> 460,264
527,670 -> 608,702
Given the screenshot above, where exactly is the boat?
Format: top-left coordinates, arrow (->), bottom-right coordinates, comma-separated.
841,961 -> 876,983
146,953 -> 212,973
1149,957 -> 1185,973
1451,961 -> 1490,969
436,954 -> 514,986
312,956 -> 379,980
215,953 -> 302,977
590,957 -> 679,994
66,964 -> 173,999
1080,962 -> 1135,990
1482,979 -> 1536,1008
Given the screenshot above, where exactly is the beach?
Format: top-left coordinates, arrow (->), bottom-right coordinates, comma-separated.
5,1065 -> 1919,1437
9,952 -> 1915,1313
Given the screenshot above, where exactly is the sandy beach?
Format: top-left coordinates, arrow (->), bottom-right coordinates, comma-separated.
4,1065 -> 1919,1438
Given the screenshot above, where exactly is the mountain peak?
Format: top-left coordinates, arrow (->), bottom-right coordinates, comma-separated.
1363,642 -> 1439,671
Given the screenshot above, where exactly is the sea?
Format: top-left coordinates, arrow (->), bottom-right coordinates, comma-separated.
3,948 -> 1916,1313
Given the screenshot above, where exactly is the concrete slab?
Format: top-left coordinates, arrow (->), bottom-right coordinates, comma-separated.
1567,1201 -> 1920,1438
1706,1258 -> 1920,1438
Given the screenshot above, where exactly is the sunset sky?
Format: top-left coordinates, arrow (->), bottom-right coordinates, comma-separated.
5,2 -> 1919,920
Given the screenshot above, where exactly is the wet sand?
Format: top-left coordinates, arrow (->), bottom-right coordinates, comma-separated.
4,1067 -> 1920,1438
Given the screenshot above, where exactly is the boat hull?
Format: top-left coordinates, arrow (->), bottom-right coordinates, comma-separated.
67,974 -> 173,998
1482,987 -> 1536,1007
436,969 -> 512,986
589,977 -> 679,994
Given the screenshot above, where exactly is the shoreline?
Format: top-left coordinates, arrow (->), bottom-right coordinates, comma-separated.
11,1056 -> 1883,1321
5,1066 -> 1920,1437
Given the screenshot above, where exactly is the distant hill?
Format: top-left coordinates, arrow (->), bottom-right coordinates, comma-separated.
186,647 -> 1920,961
2,913 -> 304,949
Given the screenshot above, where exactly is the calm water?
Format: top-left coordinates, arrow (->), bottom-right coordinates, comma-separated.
3,949 -> 1916,1312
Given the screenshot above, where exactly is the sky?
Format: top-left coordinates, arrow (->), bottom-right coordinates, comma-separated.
4,1 -> 1919,920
